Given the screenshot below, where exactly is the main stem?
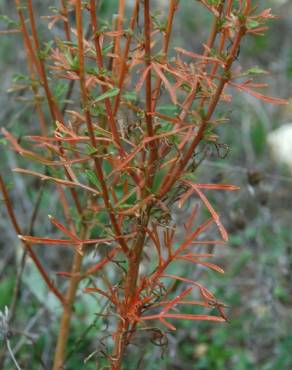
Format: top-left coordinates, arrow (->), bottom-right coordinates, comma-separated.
109,320 -> 128,370
109,211 -> 149,370
110,3 -> 155,367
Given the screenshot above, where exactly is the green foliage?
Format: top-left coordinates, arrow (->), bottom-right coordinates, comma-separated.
92,87 -> 120,104
0,0 -> 290,369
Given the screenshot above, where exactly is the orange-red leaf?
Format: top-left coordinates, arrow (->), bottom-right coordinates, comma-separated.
229,81 -> 288,105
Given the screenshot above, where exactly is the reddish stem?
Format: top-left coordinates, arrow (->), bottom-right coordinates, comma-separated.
75,0 -> 129,256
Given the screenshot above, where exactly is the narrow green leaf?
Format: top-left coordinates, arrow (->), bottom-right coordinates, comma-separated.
93,88 -> 120,104
242,66 -> 267,77
85,170 -> 100,189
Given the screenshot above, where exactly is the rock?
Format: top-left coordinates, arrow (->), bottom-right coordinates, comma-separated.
267,123 -> 292,172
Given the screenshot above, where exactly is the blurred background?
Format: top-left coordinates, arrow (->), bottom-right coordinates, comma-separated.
0,1 -> 292,369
